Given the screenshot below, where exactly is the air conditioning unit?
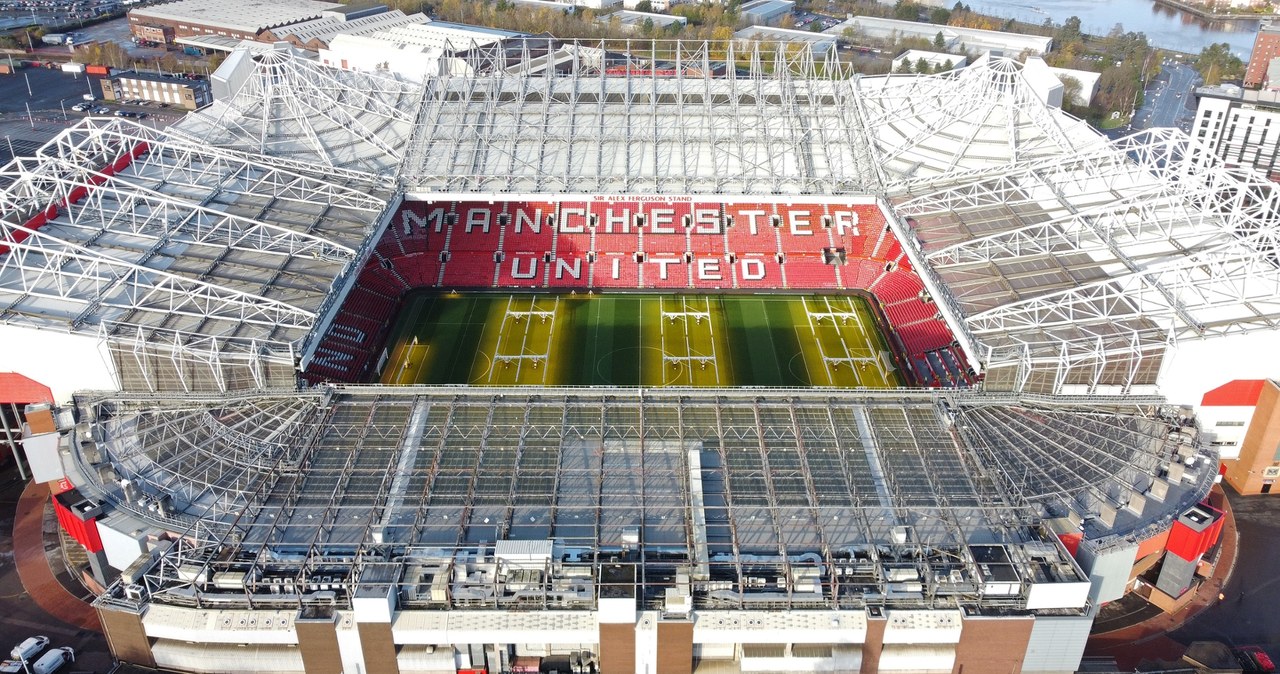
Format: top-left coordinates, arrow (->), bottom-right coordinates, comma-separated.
124,584 -> 145,600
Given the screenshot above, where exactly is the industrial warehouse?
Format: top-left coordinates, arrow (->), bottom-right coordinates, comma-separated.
0,39 -> 1276,673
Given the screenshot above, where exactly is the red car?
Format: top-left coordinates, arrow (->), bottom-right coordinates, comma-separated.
1237,646 -> 1276,674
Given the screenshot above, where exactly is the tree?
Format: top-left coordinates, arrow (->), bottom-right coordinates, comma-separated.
896,58 -> 914,74
1054,15 -> 1081,44
641,17 -> 655,35
635,0 -> 652,11
1059,75 -> 1083,107
1195,42 -> 1244,86
894,0 -> 919,21
933,31 -> 946,50
915,57 -> 931,73
941,58 -> 953,71
929,7 -> 951,24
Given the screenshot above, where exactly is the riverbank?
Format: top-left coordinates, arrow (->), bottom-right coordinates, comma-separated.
1150,0 -> 1277,22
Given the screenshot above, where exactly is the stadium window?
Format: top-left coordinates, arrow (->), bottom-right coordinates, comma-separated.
821,215 -> 832,229
682,214 -> 692,229
725,215 -> 734,228
634,213 -> 645,227
589,214 -> 598,228
498,213 -> 509,227
771,214 -> 781,228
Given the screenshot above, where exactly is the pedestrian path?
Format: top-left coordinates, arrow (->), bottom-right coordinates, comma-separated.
12,480 -> 102,632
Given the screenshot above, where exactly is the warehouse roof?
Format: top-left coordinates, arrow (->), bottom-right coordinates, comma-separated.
130,0 -> 345,36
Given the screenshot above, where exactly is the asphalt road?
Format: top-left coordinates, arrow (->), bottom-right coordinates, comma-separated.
1131,62 -> 1202,133
1170,486 -> 1280,655
0,464 -> 113,673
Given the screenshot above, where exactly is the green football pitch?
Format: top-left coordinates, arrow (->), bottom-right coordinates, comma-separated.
378,291 -> 901,388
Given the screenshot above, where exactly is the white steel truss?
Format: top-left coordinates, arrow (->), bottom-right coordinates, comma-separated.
402,40 -> 880,195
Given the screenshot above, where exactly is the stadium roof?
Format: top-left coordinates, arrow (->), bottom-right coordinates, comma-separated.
0,41 -> 1277,396
69,386 -> 1208,608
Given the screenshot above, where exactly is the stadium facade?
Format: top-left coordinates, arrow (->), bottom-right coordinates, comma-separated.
2,40 -> 1274,673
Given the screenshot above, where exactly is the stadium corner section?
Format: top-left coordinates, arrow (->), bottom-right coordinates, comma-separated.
300,194 -> 979,389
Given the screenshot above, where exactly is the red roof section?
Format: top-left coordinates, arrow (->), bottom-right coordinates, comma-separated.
0,373 -> 53,405
1202,380 -> 1271,407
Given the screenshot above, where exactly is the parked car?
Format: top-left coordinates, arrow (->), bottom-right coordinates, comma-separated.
10,636 -> 49,662
30,648 -> 72,674
1237,646 -> 1277,673
92,106 -> 109,114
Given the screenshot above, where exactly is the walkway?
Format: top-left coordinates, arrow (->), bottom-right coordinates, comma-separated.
12,480 -> 101,632
1085,484 -> 1239,669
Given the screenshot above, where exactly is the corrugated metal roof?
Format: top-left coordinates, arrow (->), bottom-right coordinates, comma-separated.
0,372 -> 53,404
1201,379 -> 1271,407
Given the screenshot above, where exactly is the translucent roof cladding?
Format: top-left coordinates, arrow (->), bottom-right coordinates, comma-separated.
893,127 -> 1280,387
74,387 -> 1210,555
401,70 -> 880,195
0,118 -> 392,356
173,46 -> 421,177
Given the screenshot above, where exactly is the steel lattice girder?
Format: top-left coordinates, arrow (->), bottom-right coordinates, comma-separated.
0,223 -> 316,330
1,161 -> 359,263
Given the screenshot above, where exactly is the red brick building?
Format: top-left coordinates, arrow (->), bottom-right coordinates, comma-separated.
1244,23 -> 1280,88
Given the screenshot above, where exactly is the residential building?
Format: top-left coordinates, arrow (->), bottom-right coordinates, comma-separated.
1192,84 -> 1280,182
1244,21 -> 1280,88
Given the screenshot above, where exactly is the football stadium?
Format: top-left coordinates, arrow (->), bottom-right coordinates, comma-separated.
1,40 -> 1275,673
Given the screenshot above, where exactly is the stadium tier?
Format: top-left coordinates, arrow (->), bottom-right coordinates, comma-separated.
305,198 -> 964,386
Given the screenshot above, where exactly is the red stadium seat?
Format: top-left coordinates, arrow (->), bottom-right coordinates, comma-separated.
733,254 -> 783,290
724,202 -> 780,259
504,201 -> 557,255
449,202 -> 504,252
586,200 -> 638,257
641,255 -> 690,289
441,251 -> 498,288
783,254 -> 838,290
598,253 -> 640,289
686,203 -> 727,255
775,204 -> 833,256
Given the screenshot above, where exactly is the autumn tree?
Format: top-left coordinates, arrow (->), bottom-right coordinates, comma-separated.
1195,42 -> 1244,85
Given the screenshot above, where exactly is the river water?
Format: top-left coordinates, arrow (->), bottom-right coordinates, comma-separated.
969,0 -> 1261,57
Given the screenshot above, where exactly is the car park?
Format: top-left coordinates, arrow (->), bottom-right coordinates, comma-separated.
10,636 -> 49,662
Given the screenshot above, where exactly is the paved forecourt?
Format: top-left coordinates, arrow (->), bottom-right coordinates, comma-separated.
380,291 -> 900,388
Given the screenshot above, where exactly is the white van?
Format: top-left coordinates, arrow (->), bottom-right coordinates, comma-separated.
30,648 -> 73,674
9,636 -> 48,662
